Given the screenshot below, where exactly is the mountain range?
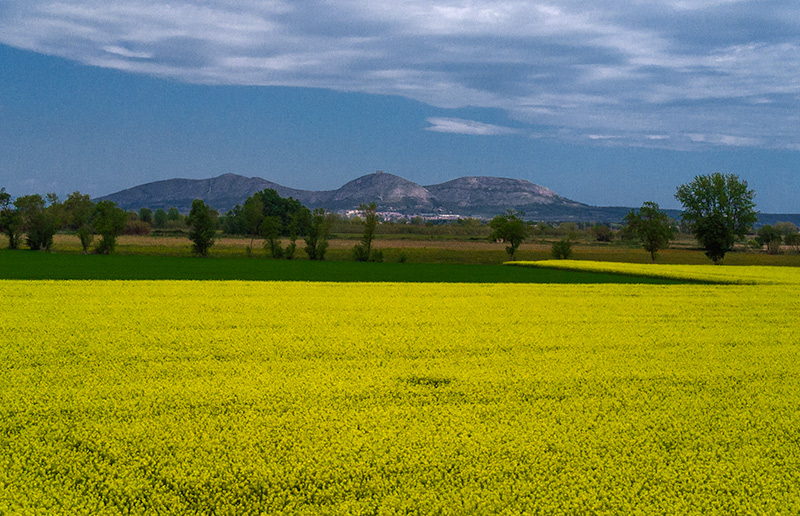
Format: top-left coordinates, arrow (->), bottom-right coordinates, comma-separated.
98,171 -> 606,220
97,172 -> 799,224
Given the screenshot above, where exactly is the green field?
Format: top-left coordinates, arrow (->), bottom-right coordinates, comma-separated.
0,250 -> 693,284
5,232 -> 800,266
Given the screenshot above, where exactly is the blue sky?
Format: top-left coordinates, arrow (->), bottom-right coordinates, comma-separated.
0,0 -> 798,212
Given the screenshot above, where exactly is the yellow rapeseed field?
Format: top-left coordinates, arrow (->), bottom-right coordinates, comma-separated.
2,278 -> 799,514
510,259 -> 800,285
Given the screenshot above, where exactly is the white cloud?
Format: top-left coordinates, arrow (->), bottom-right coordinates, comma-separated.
425,117 -> 521,135
102,45 -> 152,59
1,0 -> 798,150
687,133 -> 763,146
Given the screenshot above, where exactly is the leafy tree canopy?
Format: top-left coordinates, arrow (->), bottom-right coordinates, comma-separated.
225,189 -> 311,237
675,172 -> 757,264
186,199 -> 218,257
489,209 -> 527,260
62,192 -> 94,230
15,193 -> 60,251
0,188 -> 23,249
93,200 -> 127,254
623,201 -> 675,262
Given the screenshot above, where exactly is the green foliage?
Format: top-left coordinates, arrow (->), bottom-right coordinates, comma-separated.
755,225 -> 783,254
675,172 -> 758,264
257,189 -> 311,236
153,208 -> 168,228
784,232 -> 800,252
260,215 -> 284,258
0,188 -> 9,211
489,209 -> 527,260
746,238 -> 762,250
592,224 -> 613,242
353,202 -> 380,261
352,244 -> 370,261
225,189 -> 311,240
123,219 -> 152,235
623,201 -> 675,262
0,187 -> 23,250
62,192 -> 94,230
284,238 -> 297,260
76,225 -> 94,254
138,207 -> 153,225
305,209 -> 332,260
63,192 -> 95,254
774,221 -> 798,236
167,207 -> 182,221
551,238 -> 573,259
93,201 -> 127,254
242,194 -> 264,250
186,199 -> 218,257
222,204 -> 245,234
15,193 -> 60,251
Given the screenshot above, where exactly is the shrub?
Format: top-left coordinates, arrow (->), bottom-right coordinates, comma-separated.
784,233 -> 800,253
124,220 -> 152,235
284,239 -> 297,260
551,239 -> 573,259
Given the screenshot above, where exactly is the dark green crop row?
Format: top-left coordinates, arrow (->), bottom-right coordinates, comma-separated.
0,250 -> 688,284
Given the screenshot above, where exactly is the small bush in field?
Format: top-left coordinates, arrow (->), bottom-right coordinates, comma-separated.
551,238 -> 572,259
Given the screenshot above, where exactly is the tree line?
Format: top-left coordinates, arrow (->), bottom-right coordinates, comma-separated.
0,190 -> 130,254
489,172 -> 797,264
0,187 -> 383,260
3,173 -> 798,263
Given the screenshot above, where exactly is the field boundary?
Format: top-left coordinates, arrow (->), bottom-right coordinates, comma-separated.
507,260 -> 800,285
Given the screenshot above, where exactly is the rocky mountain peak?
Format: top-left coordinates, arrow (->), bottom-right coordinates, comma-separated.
97,171 -> 596,219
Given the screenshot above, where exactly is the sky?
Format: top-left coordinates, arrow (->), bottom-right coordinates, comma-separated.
0,0 -> 798,212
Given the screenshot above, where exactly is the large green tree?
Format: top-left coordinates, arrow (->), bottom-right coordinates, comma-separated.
224,189 -> 311,243
623,201 -> 675,262
186,199 -> 218,257
353,202 -> 380,262
489,210 -> 527,260
93,201 -> 127,254
153,208 -> 168,228
675,172 -> 757,264
242,195 -> 264,255
260,216 -> 284,258
256,189 -> 310,236
15,193 -> 61,251
62,192 -> 95,253
167,207 -> 182,222
304,208 -> 332,260
755,225 -> 783,255
785,232 -> 800,252
138,207 -> 153,225
0,188 -> 22,249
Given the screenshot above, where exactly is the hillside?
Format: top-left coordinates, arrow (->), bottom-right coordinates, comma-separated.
323,172 -> 437,212
96,171 -> 800,224
98,171 -> 601,220
97,173 -> 308,212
